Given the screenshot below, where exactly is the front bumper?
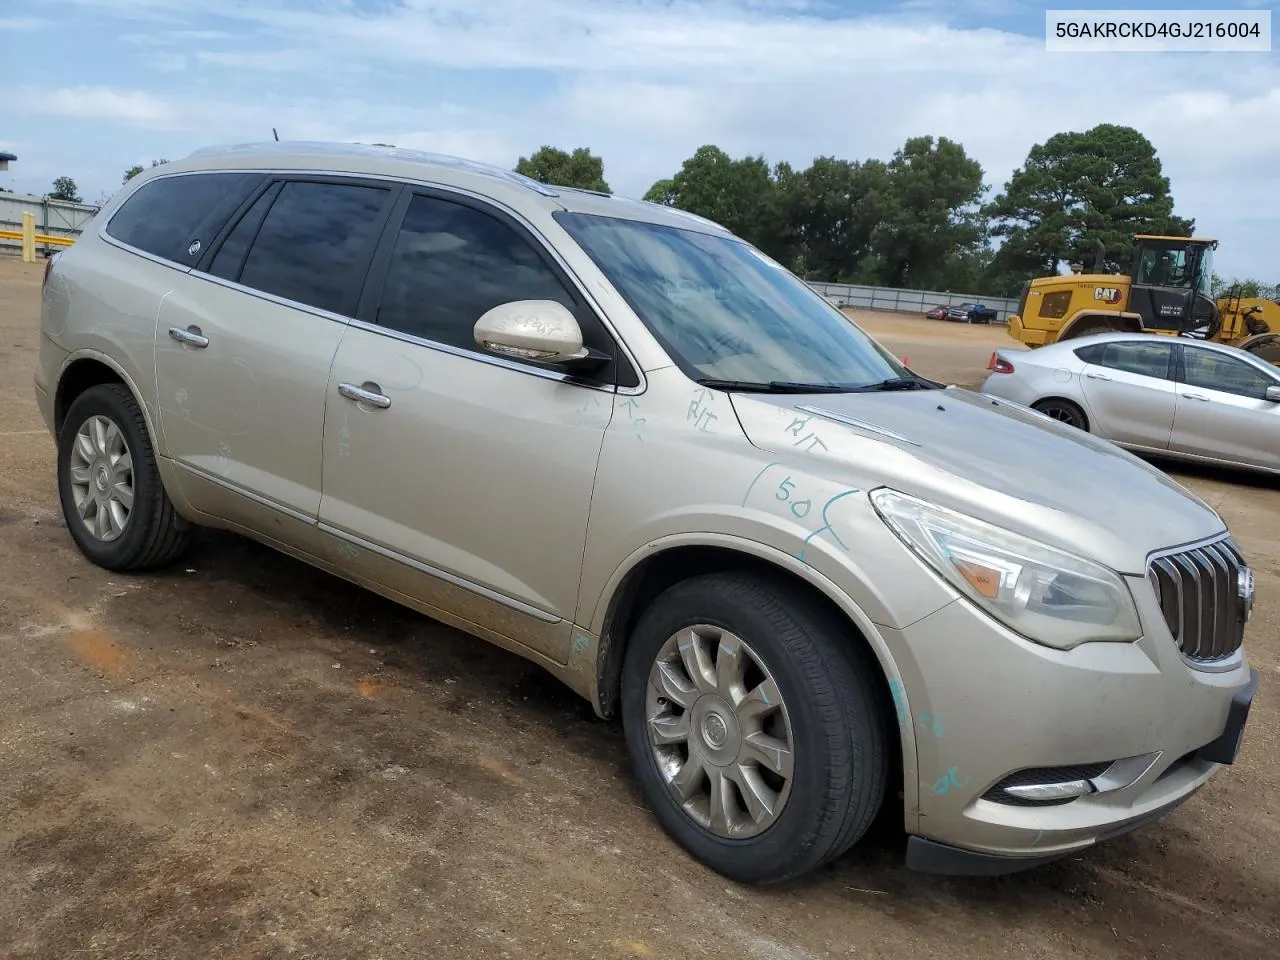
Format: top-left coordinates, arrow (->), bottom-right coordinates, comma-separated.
881,568 -> 1258,874
905,667 -> 1258,875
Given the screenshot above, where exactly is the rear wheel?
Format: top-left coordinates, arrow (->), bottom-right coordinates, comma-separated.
57,383 -> 192,571
1033,398 -> 1089,431
621,571 -> 889,885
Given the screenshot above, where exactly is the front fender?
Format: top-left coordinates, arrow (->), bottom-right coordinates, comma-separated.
586,526 -> 926,832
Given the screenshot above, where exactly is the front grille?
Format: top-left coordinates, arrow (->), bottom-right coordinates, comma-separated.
1147,536 -> 1249,662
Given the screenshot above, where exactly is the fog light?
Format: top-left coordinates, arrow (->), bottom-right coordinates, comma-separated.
1003,779 -> 1094,801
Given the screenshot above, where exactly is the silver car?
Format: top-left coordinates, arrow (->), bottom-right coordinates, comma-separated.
980,333 -> 1280,475
34,142 -> 1259,884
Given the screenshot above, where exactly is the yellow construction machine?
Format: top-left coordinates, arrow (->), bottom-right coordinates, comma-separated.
1005,235 -> 1280,364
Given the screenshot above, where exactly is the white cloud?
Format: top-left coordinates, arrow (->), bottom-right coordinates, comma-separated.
28,86 -> 178,127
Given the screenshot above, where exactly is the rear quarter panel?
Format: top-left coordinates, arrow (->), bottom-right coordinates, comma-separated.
42,232 -> 179,442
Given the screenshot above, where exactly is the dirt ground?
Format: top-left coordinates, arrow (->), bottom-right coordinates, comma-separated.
2,256 -> 1277,959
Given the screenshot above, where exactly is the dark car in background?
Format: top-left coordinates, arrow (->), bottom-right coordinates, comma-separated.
947,301 -> 999,323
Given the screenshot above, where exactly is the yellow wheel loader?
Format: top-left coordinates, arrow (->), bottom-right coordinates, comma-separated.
1005,235 -> 1280,365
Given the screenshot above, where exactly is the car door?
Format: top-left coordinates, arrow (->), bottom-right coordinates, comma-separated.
1076,339 -> 1177,448
317,188 -> 629,664
1168,344 -> 1280,471
154,176 -> 399,524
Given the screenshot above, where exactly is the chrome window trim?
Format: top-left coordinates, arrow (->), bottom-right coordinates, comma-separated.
342,318 -> 620,394
99,166 -> 648,397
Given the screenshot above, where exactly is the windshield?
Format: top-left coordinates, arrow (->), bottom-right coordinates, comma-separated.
554,212 -> 908,388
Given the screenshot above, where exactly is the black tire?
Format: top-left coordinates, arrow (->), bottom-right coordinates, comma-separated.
1033,397 -> 1089,431
621,571 -> 890,885
57,383 -> 192,571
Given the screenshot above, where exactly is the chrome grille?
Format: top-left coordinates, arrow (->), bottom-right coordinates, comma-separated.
1147,537 -> 1249,662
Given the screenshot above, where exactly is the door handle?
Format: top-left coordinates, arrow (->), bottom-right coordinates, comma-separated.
338,381 -> 391,409
1085,372 -> 1111,381
1181,393 -> 1210,402
168,325 -> 209,348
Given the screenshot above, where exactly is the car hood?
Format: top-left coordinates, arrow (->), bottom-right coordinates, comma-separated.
729,386 -> 1226,575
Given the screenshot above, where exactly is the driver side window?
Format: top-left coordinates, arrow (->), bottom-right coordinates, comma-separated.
1181,347 -> 1277,400
374,194 -> 577,357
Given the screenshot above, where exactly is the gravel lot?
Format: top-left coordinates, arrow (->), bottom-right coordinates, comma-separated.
2,256 -> 1277,959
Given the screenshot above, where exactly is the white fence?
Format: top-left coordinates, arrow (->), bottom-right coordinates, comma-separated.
0,193 -> 100,256
808,281 -> 1019,322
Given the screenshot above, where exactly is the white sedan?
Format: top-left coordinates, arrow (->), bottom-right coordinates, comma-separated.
980,332 -> 1280,475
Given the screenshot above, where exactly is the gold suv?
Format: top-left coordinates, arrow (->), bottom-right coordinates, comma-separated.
34,142 -> 1259,884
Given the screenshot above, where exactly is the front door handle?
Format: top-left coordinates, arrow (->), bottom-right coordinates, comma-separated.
169,325 -> 209,348
1181,392 -> 1210,402
338,381 -> 391,409
1085,371 -> 1111,381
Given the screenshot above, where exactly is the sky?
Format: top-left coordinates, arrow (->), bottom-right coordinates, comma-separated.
1,0 -> 1276,282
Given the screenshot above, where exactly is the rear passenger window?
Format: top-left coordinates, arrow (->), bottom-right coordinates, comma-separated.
375,194 -> 575,351
105,172 -> 266,265
1073,344 -> 1103,364
1098,342 -> 1173,379
236,180 -> 393,317
206,186 -> 278,282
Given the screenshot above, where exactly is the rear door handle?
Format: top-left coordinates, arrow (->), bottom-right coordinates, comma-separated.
1085,371 -> 1111,381
1181,393 -> 1210,402
168,325 -> 209,348
338,381 -> 391,409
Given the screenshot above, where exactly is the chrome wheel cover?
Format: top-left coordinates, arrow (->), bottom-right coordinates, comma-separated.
68,415 -> 134,542
645,625 -> 796,838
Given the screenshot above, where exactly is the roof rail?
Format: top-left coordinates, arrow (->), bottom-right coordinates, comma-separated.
184,140 -> 562,197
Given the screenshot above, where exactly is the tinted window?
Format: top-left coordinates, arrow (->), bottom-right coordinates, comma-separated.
1073,343 -> 1103,364
1182,348 -> 1277,399
206,186 -> 278,282
105,172 -> 265,264
554,212 -> 906,387
238,180 -> 392,317
375,195 -> 575,351
1097,341 -> 1173,379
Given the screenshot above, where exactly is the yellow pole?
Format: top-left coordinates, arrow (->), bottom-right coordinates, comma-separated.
21,211 -> 36,263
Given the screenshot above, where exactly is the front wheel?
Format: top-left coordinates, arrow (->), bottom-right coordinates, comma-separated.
621,571 -> 890,885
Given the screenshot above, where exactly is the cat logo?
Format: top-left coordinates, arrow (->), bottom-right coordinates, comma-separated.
1093,287 -> 1122,304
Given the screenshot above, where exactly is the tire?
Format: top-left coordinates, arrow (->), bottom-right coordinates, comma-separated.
57,383 -> 192,571
1032,398 -> 1089,431
620,571 -> 890,885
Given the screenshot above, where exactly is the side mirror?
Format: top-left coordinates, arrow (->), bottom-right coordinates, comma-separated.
474,300 -> 589,364
1265,385 -> 1280,403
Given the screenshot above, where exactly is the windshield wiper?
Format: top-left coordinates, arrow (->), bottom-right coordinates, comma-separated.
694,379 -> 858,394
843,376 -> 942,393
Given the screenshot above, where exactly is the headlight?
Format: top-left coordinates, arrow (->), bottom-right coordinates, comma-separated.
870,489 -> 1141,649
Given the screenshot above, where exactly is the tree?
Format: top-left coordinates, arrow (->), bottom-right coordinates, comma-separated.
640,145 -> 783,256
773,156 -> 889,281
983,124 -> 1193,292
515,146 -> 610,193
123,158 -> 169,184
49,176 -> 81,203
871,136 -> 987,289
